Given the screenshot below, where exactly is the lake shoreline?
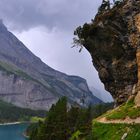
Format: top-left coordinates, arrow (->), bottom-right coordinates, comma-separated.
23,132 -> 29,139
0,121 -> 30,138
0,121 -> 30,126
0,122 -> 21,125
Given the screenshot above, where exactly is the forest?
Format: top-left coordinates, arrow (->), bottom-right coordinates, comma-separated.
27,97 -> 113,140
0,100 -> 47,123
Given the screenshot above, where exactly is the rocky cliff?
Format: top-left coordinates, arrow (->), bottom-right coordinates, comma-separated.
0,20 -> 102,110
74,0 -> 140,105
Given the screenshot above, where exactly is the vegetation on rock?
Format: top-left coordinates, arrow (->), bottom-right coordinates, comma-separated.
71,0 -> 140,139
105,97 -> 140,120
73,0 -> 139,105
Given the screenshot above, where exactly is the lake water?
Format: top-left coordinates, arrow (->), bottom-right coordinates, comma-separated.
0,123 -> 29,140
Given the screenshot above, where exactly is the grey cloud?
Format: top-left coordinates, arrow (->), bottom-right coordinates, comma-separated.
0,0 -> 102,31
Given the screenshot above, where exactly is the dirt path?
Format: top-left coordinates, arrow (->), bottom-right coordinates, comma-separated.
97,116 -> 140,124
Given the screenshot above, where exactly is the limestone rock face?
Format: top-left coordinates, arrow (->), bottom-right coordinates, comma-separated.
0,21 -> 102,110
134,91 -> 140,107
74,0 -> 140,105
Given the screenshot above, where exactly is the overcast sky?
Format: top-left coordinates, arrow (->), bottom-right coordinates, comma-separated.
0,0 -> 113,102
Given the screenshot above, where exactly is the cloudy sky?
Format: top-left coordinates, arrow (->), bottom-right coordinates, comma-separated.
0,0 -> 113,102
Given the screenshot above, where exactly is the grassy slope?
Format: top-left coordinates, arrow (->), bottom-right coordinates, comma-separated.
0,61 -> 40,81
86,98 -> 140,140
91,122 -> 140,140
104,97 -> 140,120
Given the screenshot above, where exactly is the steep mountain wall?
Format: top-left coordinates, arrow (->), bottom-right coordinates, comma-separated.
0,21 -> 102,110
74,0 -> 140,105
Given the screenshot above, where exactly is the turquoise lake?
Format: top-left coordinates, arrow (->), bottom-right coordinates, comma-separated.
0,123 -> 29,140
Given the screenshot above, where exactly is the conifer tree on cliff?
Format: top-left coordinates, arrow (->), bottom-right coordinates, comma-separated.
99,0 -> 110,12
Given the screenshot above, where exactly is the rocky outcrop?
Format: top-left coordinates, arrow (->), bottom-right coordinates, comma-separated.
74,0 -> 140,105
0,21 -> 102,110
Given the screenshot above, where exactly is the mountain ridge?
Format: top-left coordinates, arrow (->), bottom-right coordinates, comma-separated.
0,21 -> 102,110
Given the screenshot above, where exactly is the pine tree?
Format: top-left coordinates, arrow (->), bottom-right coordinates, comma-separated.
45,97 -> 68,140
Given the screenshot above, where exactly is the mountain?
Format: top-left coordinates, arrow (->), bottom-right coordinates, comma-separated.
74,0 -> 140,139
0,20 -> 102,110
74,0 -> 139,105
90,87 -> 113,103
